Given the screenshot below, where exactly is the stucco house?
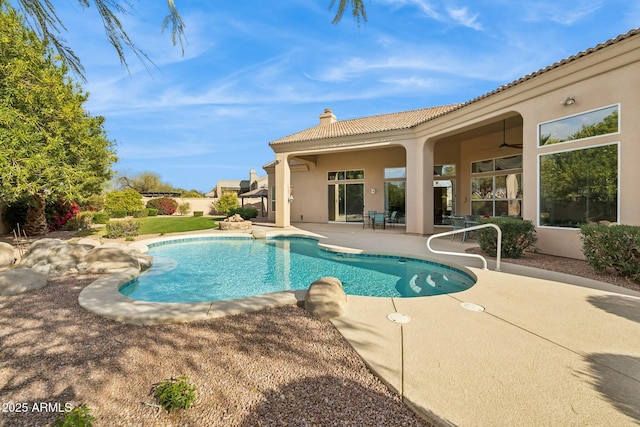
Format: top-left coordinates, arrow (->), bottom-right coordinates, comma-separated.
264,28 -> 640,260
205,168 -> 268,198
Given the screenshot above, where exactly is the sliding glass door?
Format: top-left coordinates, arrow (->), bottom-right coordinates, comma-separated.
328,183 -> 364,222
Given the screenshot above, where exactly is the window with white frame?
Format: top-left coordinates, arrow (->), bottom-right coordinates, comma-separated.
539,104 -> 619,146
471,155 -> 522,217
539,143 -> 618,227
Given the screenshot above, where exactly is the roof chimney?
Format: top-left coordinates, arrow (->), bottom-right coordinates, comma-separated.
319,108 -> 337,125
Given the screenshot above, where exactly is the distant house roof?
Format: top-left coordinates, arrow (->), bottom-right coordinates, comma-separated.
269,105 -> 460,145
239,188 -> 268,198
140,191 -> 182,198
262,158 -> 308,169
269,28 -> 640,147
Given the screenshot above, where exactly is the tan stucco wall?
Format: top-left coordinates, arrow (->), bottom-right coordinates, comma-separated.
267,33 -> 640,259
141,197 -> 216,216
287,146 -> 406,223
513,45 -> 640,258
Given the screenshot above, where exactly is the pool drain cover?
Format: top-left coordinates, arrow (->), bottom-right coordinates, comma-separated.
387,312 -> 411,324
461,302 -> 485,312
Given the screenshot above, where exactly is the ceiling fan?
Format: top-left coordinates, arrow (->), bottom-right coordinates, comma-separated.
496,119 -> 523,149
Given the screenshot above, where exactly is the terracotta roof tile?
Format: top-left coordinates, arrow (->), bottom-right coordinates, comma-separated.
269,104 -> 461,145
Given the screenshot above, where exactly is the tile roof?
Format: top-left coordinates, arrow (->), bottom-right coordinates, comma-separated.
269,27 -> 640,147
269,104 -> 461,145
461,27 -> 640,109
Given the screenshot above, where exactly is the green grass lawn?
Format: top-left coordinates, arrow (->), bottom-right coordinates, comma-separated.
80,215 -> 221,237
136,216 -> 220,235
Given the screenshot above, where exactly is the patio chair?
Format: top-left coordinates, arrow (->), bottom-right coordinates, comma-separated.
463,215 -> 481,240
388,211 -> 398,228
363,210 -> 376,229
450,216 -> 467,241
373,212 -> 386,230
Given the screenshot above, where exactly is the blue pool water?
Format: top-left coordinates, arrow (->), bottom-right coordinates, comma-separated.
119,237 -> 476,303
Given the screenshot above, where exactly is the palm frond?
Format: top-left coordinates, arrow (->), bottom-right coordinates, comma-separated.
162,0 -> 186,55
329,0 -> 367,26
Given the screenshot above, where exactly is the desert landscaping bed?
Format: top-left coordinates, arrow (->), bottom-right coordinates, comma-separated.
0,273 -> 431,427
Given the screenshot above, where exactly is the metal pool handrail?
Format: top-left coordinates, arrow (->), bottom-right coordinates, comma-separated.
426,223 -> 502,271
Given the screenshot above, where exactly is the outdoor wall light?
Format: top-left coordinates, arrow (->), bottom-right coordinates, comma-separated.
563,96 -> 576,106
288,195 -> 294,203
371,188 -> 377,194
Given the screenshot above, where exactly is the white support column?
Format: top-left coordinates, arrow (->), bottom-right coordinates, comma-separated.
404,140 -> 435,235
274,153 -> 291,228
404,141 -> 423,235
422,140 -> 435,234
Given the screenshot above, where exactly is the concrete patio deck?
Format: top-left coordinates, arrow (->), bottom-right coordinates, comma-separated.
292,222 -> 640,426
78,222 -> 640,425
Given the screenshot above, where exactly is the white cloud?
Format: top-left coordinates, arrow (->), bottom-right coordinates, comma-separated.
521,1 -> 603,25
380,0 -> 441,20
446,7 -> 483,30
379,0 -> 483,30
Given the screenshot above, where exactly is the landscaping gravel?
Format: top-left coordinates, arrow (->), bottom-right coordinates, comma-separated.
0,274 -> 432,427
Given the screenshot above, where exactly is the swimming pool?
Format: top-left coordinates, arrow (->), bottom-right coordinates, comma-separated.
120,237 -> 476,303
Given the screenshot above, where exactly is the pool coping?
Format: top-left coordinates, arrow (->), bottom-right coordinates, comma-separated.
78,230 -> 477,325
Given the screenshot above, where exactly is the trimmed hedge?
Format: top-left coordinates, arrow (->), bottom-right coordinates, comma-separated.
477,217 -> 537,259
580,224 -> 640,282
147,208 -> 158,216
146,198 -> 178,215
193,211 -> 203,217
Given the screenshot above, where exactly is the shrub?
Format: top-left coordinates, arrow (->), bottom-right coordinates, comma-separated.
52,404 -> 95,427
47,200 -> 80,231
177,202 -> 191,216
193,211 -> 203,217
132,209 -> 148,218
93,211 -> 111,224
477,217 -> 537,259
79,194 -> 104,212
152,375 -> 197,413
105,220 -> 141,239
215,192 -> 239,216
580,224 -> 640,282
228,207 -> 258,220
104,189 -> 144,214
146,197 -> 179,215
4,198 -> 80,231
109,210 -> 127,218
147,208 -> 158,216
64,211 -> 94,231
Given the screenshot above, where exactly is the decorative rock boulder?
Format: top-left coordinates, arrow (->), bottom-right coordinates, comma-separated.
252,228 -> 267,239
20,239 -> 92,268
0,268 -> 48,296
0,242 -> 16,268
305,276 -> 348,320
84,247 -> 141,273
19,239 -> 94,276
219,214 -> 252,231
76,238 -> 101,248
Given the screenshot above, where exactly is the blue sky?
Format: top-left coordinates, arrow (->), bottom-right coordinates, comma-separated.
48,1 -> 639,193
